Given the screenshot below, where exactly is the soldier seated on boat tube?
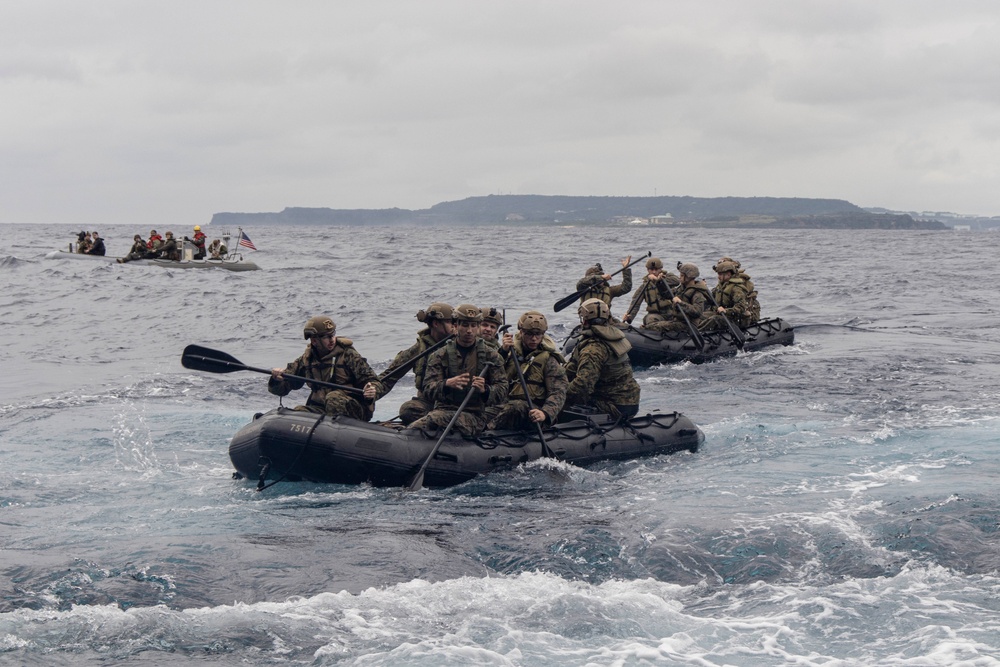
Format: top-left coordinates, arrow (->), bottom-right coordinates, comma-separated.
269,315 -> 384,421
75,231 -> 92,254
563,298 -> 641,422
621,256 -> 681,328
642,262 -> 711,333
407,304 -> 508,437
378,302 -> 456,425
485,310 -> 568,431
479,307 -> 504,350
699,260 -> 753,331
152,231 -> 181,261
208,239 -> 228,259
712,256 -> 761,324
117,235 -> 148,263
575,255 -> 633,323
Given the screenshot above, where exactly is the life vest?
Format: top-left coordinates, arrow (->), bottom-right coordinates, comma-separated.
299,338 -> 358,410
738,271 -> 761,323
508,335 -> 565,402
712,277 -> 752,326
572,328 -> 633,389
577,276 -> 613,305
440,338 -> 492,410
676,281 -> 712,320
146,234 -> 162,249
629,273 -> 679,318
411,329 -> 437,393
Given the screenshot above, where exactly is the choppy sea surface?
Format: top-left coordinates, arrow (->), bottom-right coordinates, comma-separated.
1,223 -> 998,665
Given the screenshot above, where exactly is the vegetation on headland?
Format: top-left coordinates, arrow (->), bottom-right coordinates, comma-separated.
210,194 -> 948,229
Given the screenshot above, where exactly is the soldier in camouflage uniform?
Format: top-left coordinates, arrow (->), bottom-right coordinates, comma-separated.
407,304 -> 509,437
479,307 -> 504,350
379,303 -> 456,425
269,315 -> 383,420
565,298 -> 641,421
575,255 -> 633,322
117,234 -> 148,263
622,257 -> 682,327
644,262 -> 712,332
713,256 -> 761,323
486,311 -> 568,431
700,260 -> 752,331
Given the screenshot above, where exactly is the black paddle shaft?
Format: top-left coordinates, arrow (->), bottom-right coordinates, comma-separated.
654,280 -> 706,350
378,334 -> 454,385
704,290 -> 746,349
512,351 -> 556,458
407,362 -> 494,491
553,251 -> 650,313
181,344 -> 365,396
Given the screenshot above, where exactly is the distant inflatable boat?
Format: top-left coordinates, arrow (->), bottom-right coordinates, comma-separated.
44,249 -> 260,272
562,317 -> 795,367
229,407 -> 704,489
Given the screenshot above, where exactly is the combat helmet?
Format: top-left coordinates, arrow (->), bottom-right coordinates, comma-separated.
578,298 -> 610,324
303,315 -> 336,339
714,261 -> 738,275
517,310 -> 548,334
646,257 -> 664,271
454,304 -> 483,322
416,302 -> 454,322
712,257 -> 741,272
481,307 -> 503,326
678,263 -> 699,279
585,263 -> 604,277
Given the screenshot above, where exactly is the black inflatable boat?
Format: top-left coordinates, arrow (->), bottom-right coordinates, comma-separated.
562,317 -> 795,367
229,407 -> 704,489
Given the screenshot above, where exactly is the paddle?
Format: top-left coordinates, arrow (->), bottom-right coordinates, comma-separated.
553,251 -> 650,313
378,334 -> 454,385
704,289 -> 746,350
654,280 -> 706,350
407,362 -> 494,491
511,349 -> 557,458
181,344 -> 365,396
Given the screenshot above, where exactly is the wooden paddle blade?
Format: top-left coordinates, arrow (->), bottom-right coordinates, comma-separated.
181,344 -> 247,373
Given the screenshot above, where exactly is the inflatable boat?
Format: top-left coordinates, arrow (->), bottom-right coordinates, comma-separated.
562,317 -> 795,367
229,407 -> 704,489
44,249 -> 260,271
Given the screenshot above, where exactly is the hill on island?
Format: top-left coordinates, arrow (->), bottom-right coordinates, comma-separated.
210,195 -> 945,229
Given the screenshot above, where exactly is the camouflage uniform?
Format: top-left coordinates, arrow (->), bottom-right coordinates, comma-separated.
564,325 -> 641,420
576,266 -> 632,321
625,272 -> 681,326
737,269 -> 761,323
701,276 -> 752,330
379,327 -> 439,425
156,236 -> 180,261
487,334 -> 568,431
645,280 -> 712,332
408,338 -> 508,437
119,238 -> 148,263
479,307 -> 504,350
714,257 -> 761,324
268,338 -> 383,420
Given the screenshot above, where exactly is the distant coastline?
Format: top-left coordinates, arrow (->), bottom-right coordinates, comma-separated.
210,194 -> 955,229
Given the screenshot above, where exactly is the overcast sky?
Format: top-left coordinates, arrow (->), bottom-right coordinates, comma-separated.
3,1 -> 999,226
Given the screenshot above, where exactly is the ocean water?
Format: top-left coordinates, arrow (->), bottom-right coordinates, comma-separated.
1,223 -> 998,666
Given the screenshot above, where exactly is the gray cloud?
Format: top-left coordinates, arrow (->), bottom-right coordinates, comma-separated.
2,0 -> 999,225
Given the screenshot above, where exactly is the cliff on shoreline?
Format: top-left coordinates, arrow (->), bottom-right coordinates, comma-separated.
210,194 -> 947,229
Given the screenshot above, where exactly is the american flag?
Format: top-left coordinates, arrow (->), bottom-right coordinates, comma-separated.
238,230 -> 257,251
